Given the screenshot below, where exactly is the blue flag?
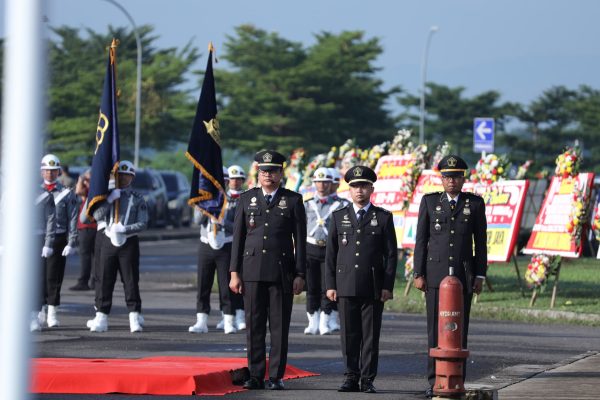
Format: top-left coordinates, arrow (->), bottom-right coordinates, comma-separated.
185,45 -> 226,220
87,40 -> 120,219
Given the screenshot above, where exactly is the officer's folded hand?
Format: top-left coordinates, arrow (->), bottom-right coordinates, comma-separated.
112,222 -> 126,233
292,276 -> 304,295
107,189 -> 121,204
380,289 -> 393,302
326,289 -> 337,302
229,272 -> 243,294
414,276 -> 427,292
41,246 -> 54,258
473,277 -> 484,295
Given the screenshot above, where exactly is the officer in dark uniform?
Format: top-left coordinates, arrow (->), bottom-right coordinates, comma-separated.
413,155 -> 487,398
325,165 -> 398,394
229,150 -> 307,391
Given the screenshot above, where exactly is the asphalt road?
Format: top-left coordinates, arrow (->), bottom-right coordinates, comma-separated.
33,234 -> 600,399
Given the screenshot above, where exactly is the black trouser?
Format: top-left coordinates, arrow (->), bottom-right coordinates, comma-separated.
75,228 -> 96,286
426,288 -> 473,385
96,234 -> 141,314
40,233 -> 68,307
244,281 -> 294,380
305,243 -> 337,314
338,296 -> 384,381
196,242 -> 238,315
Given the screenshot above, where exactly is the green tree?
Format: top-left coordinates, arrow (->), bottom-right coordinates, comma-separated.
215,25 -> 398,155
47,26 -> 198,164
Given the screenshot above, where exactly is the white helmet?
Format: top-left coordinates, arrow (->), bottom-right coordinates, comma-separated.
40,154 -> 61,170
228,165 -> 246,179
313,167 -> 333,182
223,166 -> 229,180
118,160 -> 136,176
328,168 -> 341,183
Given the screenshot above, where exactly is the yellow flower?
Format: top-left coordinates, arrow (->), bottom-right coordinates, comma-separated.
497,167 -> 504,174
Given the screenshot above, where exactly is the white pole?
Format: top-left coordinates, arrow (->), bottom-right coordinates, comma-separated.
0,0 -> 46,398
103,0 -> 142,168
418,25 -> 439,145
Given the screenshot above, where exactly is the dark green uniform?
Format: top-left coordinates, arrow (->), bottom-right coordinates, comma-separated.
413,191 -> 487,386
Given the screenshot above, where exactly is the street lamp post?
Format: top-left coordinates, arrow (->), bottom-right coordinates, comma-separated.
419,25 -> 439,145
103,0 -> 142,168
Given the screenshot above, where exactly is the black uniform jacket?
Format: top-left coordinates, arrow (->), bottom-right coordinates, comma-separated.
230,187 -> 307,289
413,191 -> 487,291
325,204 -> 398,299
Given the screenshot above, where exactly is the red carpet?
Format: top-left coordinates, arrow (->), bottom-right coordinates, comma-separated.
31,356 -> 318,395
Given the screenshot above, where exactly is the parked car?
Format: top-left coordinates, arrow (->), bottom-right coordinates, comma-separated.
131,168 -> 169,228
159,170 -> 193,227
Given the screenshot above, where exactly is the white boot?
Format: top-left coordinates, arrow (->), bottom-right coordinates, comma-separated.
329,310 -> 341,332
137,314 -> 145,327
38,305 -> 47,327
129,312 -> 143,333
216,312 -> 225,329
304,312 -> 320,335
223,314 -> 237,334
235,309 -> 246,330
188,313 -> 208,333
88,312 -> 108,332
30,312 -> 42,332
319,311 -> 331,335
47,305 -> 60,328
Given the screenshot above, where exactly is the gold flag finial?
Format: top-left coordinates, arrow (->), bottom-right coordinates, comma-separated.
111,38 -> 119,49
208,42 -> 215,52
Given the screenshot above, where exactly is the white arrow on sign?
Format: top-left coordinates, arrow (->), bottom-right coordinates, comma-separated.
476,121 -> 492,140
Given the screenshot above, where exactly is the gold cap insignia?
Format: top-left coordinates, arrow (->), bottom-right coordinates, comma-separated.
49,160 -> 56,166
231,169 -> 238,174
447,157 -> 457,167
263,152 -> 273,162
353,167 -> 363,177
317,172 -> 324,178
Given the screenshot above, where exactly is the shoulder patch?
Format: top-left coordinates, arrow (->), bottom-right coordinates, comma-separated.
333,205 -> 350,214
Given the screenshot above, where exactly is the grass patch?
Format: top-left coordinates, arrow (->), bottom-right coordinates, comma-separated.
387,256 -> 600,326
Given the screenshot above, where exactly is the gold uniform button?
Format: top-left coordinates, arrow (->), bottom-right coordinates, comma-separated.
265,223 -> 269,226
357,229 -> 361,233
449,256 -> 453,260
355,253 -> 360,256
451,217 -> 455,221
356,241 -> 360,245
450,243 -> 454,247
355,264 -> 359,268
262,249 -> 267,254
266,210 -> 270,213
263,236 -> 267,240
450,230 -> 454,234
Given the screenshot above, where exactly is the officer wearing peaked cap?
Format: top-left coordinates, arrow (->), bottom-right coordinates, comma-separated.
413,155 -> 487,398
325,165 -> 398,394
303,167 -> 349,336
229,150 -> 307,391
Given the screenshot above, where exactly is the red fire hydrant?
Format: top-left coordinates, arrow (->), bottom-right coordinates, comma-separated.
429,274 -> 469,397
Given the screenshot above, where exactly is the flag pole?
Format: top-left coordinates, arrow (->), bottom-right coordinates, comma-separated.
110,38 -> 121,224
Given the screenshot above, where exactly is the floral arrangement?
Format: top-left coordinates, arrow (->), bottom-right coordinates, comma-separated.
555,146 -> 581,179
364,141 -> 389,169
514,160 -> 533,180
593,204 -> 600,241
430,141 -> 451,170
284,148 -> 306,191
470,153 -> 511,184
388,129 -> 414,155
246,161 -> 259,188
566,185 -> 589,246
404,251 -> 414,281
525,254 -> 560,288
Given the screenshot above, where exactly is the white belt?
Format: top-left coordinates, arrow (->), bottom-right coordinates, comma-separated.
307,237 -> 327,247
200,237 -> 233,245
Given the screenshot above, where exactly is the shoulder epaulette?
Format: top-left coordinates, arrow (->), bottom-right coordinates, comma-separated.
424,191 -> 442,197
332,205 -> 350,214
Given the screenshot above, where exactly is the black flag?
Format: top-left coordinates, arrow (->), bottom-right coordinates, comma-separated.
87,39 -> 120,219
185,43 -> 226,220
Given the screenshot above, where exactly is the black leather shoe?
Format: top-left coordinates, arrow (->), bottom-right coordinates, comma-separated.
69,283 -> 91,291
242,377 -> 264,390
361,379 -> 376,393
425,386 -> 434,398
338,378 -> 360,392
266,378 -> 284,390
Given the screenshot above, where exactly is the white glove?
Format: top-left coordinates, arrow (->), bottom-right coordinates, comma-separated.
107,189 -> 121,204
41,246 -> 54,258
111,222 -> 126,233
61,245 -> 75,257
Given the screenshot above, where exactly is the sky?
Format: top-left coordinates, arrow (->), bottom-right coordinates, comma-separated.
2,0 -> 600,109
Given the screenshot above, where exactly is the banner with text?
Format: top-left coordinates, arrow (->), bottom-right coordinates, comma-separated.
523,173 -> 594,258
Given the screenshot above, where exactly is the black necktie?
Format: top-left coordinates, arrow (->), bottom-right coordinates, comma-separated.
450,199 -> 456,210
265,194 -> 272,205
357,209 -> 366,223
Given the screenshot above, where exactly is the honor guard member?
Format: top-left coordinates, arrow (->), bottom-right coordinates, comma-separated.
86,161 -> 148,333
413,155 -> 487,399
304,167 -> 348,335
189,166 -> 239,334
325,166 -> 397,394
229,150 -> 307,391
31,185 -> 57,332
37,154 -> 78,329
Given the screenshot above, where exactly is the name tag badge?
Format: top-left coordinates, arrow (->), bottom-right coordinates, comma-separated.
250,197 -> 257,206
463,207 -> 471,215
370,218 -> 378,227
278,198 -> 287,209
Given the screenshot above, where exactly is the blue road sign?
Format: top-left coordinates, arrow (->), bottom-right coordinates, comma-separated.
473,117 -> 494,152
